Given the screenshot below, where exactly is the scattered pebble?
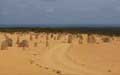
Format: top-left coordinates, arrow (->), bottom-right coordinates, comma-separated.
96,42 -> 99,44
56,70 -> 62,75
39,65 -> 42,68
35,64 -> 42,68
29,60 -> 34,64
35,63 -> 39,66
32,54 -> 37,56
81,64 -> 85,66
44,67 -> 49,70
108,69 -> 112,72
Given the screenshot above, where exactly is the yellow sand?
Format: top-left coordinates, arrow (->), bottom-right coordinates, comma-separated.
0,32 -> 120,75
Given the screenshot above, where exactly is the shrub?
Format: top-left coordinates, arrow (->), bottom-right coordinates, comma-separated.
6,38 -> 13,47
102,37 -> 111,43
46,34 -> 49,47
57,34 -> 61,40
34,42 -> 38,47
1,37 -> 13,50
35,33 -> 39,39
68,34 -> 72,43
30,34 -> 33,41
88,34 -> 96,43
16,36 -> 20,44
50,34 -> 54,38
1,40 -> 8,50
18,40 -> 29,49
79,35 -> 83,44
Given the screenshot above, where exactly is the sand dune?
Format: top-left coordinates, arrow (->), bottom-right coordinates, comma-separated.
0,32 -> 120,75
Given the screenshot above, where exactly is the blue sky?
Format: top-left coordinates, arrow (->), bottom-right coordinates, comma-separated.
0,0 -> 120,26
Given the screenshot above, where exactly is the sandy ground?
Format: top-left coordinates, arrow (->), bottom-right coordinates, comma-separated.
0,32 -> 120,75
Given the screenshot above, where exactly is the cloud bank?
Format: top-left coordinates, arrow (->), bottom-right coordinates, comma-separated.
0,0 -> 120,25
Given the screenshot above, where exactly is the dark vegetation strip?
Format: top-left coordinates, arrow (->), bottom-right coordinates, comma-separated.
0,27 -> 120,36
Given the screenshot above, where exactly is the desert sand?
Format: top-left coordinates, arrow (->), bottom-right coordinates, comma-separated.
0,31 -> 120,75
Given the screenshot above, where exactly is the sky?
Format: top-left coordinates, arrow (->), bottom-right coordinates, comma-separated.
0,0 -> 120,26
